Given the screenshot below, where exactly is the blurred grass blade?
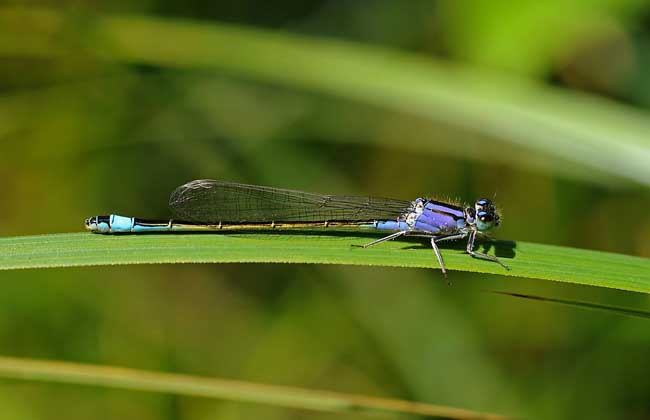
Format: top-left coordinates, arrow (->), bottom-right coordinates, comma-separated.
1,233 -> 649,293
1,7 -> 649,186
0,356 -> 509,420
491,291 -> 650,319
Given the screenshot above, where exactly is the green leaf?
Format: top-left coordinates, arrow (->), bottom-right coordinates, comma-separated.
1,7 -> 649,186
1,233 -> 648,293
0,355 -> 510,420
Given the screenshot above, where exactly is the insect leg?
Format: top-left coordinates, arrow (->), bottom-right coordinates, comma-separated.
466,230 -> 509,270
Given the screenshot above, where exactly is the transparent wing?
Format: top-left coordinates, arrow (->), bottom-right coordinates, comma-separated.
169,180 -> 413,223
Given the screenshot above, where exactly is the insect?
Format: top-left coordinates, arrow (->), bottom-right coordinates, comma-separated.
85,180 -> 509,281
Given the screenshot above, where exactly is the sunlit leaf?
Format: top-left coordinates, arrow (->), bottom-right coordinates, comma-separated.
1,233 -> 648,293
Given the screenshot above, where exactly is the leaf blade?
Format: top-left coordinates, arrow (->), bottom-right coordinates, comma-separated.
1,7 -> 649,186
0,355 -> 510,420
1,233 -> 648,293
491,291 -> 650,319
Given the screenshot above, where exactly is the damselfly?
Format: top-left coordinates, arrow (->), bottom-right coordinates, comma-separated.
85,180 -> 509,280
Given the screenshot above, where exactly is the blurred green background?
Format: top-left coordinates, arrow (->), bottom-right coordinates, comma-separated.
1,1 -> 650,419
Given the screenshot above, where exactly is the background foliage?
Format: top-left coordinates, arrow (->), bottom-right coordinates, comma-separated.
1,1 -> 649,419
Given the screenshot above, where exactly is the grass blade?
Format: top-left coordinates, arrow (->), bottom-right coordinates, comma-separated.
491,291 -> 650,319
0,356 -> 510,419
1,233 -> 648,293
1,7 -> 649,186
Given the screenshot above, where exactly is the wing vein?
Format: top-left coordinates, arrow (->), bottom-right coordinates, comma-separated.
168,180 -> 412,223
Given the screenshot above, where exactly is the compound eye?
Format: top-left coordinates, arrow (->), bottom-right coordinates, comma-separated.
477,210 -> 494,222
475,198 -> 494,211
